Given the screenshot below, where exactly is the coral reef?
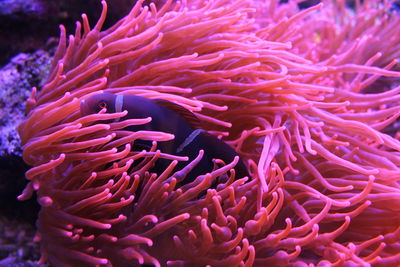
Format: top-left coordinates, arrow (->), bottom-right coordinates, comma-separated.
0,215 -> 42,267
18,0 -> 400,266
0,51 -> 51,266
0,50 -> 52,157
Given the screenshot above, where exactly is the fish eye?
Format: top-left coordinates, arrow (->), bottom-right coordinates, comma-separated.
98,101 -> 107,109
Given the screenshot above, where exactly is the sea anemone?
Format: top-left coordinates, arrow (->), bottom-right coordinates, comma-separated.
18,0 -> 400,266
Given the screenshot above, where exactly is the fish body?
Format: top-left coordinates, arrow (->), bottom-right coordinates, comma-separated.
80,93 -> 248,182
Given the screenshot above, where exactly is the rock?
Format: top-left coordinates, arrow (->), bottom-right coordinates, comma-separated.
0,50 -> 52,157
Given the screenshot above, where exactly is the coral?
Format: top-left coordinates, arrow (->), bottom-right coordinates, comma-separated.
0,0 -> 47,18
0,215 -> 42,267
0,50 -> 52,157
18,0 -> 400,266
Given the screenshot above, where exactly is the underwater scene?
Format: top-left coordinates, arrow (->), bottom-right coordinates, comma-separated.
0,0 -> 400,266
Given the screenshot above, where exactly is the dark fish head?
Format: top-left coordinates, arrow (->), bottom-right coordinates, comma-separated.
80,93 -> 117,116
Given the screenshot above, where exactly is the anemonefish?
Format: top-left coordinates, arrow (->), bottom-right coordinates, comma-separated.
80,93 -> 249,183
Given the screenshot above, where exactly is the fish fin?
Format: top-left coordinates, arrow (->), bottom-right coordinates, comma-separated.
204,134 -> 250,179
153,99 -> 202,129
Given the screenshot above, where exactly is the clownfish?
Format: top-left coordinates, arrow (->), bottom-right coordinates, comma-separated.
80,93 -> 248,183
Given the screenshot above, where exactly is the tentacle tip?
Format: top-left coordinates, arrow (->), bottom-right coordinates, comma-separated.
17,194 -> 26,201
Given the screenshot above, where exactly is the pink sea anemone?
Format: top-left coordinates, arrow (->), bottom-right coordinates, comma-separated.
18,0 -> 400,266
